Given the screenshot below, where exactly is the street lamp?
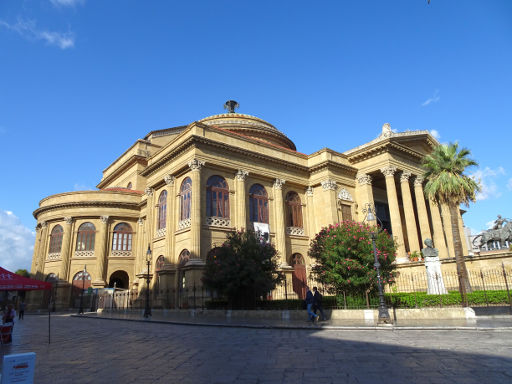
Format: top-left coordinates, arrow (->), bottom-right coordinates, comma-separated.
144,245 -> 152,318
363,203 -> 391,324
78,265 -> 87,315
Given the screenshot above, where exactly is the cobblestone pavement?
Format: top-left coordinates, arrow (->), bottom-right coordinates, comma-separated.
1,314 -> 512,384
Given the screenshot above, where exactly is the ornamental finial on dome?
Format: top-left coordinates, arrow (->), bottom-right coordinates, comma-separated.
224,100 -> 239,113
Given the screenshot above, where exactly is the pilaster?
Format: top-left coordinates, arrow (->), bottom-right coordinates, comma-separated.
273,178 -> 288,267
235,169 -> 249,229
380,166 -> 406,262
189,158 -> 205,259
305,186 -> 315,237
164,175 -> 176,266
93,215 -> 109,287
320,179 -> 338,225
59,217 -> 74,281
31,225 -> 42,275
400,172 -> 420,253
356,173 -> 374,222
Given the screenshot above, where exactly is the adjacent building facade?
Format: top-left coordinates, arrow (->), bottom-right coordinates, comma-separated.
31,103 -> 470,307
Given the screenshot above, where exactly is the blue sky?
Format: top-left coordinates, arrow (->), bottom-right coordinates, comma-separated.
1,0 -> 511,271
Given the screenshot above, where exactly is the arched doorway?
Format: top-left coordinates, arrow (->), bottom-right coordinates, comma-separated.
109,270 -> 129,289
72,270 -> 92,308
177,249 -> 190,308
291,253 -> 307,299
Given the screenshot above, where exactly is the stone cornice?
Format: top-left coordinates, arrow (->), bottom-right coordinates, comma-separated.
97,154 -> 148,189
33,201 -> 140,219
309,160 -> 358,176
346,138 -> 432,164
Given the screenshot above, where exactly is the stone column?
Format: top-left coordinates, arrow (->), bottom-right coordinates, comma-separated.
93,215 -> 109,287
164,174 -> 176,264
305,186 -> 315,236
320,179 -> 338,225
456,209 -> 470,256
400,172 -> 420,253
144,187 -> 155,242
273,178 -> 289,266
413,176 -> 432,246
135,217 -> 146,291
31,225 -> 42,275
380,166 -> 406,262
235,169 -> 249,230
441,203 -> 455,258
189,159 -> 205,259
59,217 -> 74,281
428,200 -> 449,259
356,173 -> 374,222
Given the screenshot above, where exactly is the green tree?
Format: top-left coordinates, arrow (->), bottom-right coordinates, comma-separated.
15,269 -> 30,278
202,230 -> 284,308
309,221 -> 397,295
422,142 -> 480,303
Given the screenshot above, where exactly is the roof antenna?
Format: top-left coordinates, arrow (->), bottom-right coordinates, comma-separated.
224,100 -> 239,114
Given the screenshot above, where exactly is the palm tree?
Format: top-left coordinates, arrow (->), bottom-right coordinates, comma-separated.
422,142 -> 480,305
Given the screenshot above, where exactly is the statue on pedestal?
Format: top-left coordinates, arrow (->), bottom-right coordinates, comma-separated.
422,239 -> 448,295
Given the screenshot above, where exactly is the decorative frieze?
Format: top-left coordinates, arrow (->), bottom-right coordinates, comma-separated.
235,169 -> 249,180
100,215 -> 109,224
337,188 -> 353,201
321,179 -> 337,191
305,186 -> 313,196
75,250 -> 95,258
286,227 -> 305,236
155,227 -> 167,238
164,174 -> 175,185
178,218 -> 191,230
380,166 -> 397,178
400,171 -> 412,183
144,187 -> 154,196
206,217 -> 231,227
111,250 -> 132,257
188,158 -> 205,171
47,253 -> 61,261
273,179 -> 286,190
356,173 -> 372,185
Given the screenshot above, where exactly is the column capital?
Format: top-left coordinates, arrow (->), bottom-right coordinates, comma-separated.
321,179 -> 337,191
235,169 -> 249,181
100,215 -> 109,224
138,217 -> 145,226
380,166 -> 397,178
164,174 -> 175,185
144,187 -> 154,196
188,158 -> 205,171
305,186 -> 314,196
273,179 -> 286,190
40,221 -> 47,228
64,217 -> 73,225
356,173 -> 372,185
414,176 -> 425,186
400,171 -> 412,183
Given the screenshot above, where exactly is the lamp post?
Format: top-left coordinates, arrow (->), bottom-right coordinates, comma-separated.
363,203 -> 391,324
144,245 -> 152,318
78,265 -> 87,315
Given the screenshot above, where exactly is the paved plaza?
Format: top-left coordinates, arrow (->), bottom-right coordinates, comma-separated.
1,314 -> 512,384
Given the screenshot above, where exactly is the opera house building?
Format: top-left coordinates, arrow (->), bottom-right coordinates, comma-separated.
30,101 -> 470,307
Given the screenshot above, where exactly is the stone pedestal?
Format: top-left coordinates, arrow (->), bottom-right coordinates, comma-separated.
425,257 -> 448,295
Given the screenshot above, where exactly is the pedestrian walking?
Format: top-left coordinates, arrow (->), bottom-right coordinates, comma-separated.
2,304 -> 16,344
312,287 -> 326,321
305,287 -> 318,322
18,301 -> 25,320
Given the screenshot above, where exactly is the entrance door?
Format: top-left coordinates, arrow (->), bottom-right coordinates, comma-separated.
291,253 -> 307,299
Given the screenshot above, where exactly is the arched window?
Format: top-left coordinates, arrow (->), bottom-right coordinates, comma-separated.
249,184 -> 268,223
180,177 -> 192,221
291,253 -> 307,300
49,225 -> 63,253
157,190 -> 167,230
178,249 -> 190,267
72,270 -> 92,291
155,255 -> 165,272
112,223 -> 133,251
286,191 -> 303,228
206,176 -> 229,218
76,222 -> 95,251
127,182 -> 132,189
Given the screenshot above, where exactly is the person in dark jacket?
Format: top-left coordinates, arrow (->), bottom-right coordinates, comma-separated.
305,287 -> 318,322
313,287 -> 326,321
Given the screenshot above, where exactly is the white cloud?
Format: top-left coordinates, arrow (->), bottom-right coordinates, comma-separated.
422,89 -> 440,107
50,0 -> 85,7
430,129 -> 441,140
0,19 -> 74,49
470,166 -> 506,201
0,210 -> 35,272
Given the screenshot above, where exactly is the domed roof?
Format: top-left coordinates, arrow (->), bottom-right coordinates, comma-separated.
199,112 -> 296,151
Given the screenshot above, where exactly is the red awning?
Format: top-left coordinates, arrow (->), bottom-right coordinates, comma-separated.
0,267 -> 52,291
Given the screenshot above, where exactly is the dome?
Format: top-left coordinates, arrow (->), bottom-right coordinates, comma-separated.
199,113 -> 296,151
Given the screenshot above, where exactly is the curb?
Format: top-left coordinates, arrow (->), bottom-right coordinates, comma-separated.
72,314 -> 512,332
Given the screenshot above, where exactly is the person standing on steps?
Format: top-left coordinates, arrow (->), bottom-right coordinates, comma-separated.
313,287 -> 326,321
305,286 -> 318,322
